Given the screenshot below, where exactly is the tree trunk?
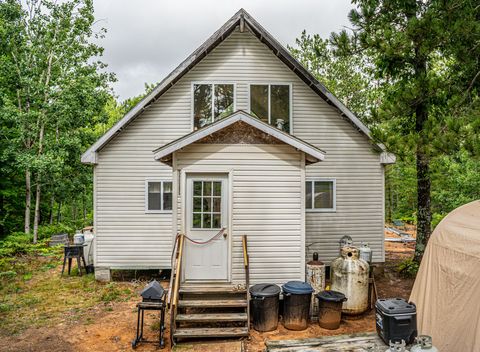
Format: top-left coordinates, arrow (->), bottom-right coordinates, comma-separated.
57,201 -> 62,223
414,151 -> 432,262
25,169 -> 31,234
33,175 -> 41,243
385,165 -> 392,223
49,195 -> 55,225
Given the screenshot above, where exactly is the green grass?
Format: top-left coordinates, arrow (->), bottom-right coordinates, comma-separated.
0,241 -> 137,335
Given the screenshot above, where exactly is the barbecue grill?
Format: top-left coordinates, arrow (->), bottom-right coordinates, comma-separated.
132,280 -> 166,349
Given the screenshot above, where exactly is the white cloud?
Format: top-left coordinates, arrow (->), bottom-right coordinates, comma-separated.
93,0 -> 353,100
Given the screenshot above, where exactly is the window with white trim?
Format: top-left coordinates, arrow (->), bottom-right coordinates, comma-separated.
145,180 -> 172,212
249,84 -> 290,132
193,83 -> 234,129
306,179 -> 336,211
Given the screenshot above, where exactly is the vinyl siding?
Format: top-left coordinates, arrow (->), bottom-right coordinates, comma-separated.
175,144 -> 304,285
94,27 -> 384,269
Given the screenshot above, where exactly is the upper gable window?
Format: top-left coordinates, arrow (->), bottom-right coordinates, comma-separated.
250,84 -> 291,132
193,83 -> 234,129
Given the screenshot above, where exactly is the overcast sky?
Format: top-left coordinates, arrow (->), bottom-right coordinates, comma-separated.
93,0 -> 353,100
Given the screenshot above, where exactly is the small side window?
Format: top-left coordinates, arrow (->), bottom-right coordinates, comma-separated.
193,83 -> 234,129
305,180 -> 336,211
146,180 -> 173,212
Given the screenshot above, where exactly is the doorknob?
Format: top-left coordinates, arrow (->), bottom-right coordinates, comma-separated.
223,231 -> 228,239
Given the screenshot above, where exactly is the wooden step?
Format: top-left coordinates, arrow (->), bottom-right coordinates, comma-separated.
178,299 -> 248,308
176,312 -> 248,322
179,286 -> 246,294
174,327 -> 249,338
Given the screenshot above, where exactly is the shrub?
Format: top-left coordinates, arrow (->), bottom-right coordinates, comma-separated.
432,212 -> 447,229
398,258 -> 419,278
37,224 -> 74,241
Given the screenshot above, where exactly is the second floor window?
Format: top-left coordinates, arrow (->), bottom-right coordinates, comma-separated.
250,84 -> 290,132
193,83 -> 234,129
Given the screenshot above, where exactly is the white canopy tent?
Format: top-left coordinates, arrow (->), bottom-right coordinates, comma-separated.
410,200 -> 480,351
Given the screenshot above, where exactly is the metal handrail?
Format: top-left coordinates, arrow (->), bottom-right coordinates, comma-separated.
242,234 -> 250,332
169,233 -> 184,345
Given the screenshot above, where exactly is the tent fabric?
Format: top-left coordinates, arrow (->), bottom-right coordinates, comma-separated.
410,200 -> 480,351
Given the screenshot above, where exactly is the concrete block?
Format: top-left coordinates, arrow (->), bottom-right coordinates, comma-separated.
95,266 -> 111,282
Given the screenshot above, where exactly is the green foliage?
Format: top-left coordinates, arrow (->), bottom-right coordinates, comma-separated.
398,258 -> 420,278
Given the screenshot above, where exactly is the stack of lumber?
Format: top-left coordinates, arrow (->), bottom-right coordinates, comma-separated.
265,332 -> 386,352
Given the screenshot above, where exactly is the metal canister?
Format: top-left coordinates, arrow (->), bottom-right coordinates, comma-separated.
306,252 -> 325,318
331,246 -> 369,315
339,235 -> 353,253
359,243 -> 373,264
410,336 -> 438,352
73,232 -> 85,245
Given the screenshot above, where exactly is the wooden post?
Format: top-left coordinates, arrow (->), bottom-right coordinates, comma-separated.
306,254 -> 325,319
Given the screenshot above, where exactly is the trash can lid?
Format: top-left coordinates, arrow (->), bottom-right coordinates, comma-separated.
282,281 -> 314,295
249,283 -> 281,297
375,298 -> 416,314
316,290 -> 347,302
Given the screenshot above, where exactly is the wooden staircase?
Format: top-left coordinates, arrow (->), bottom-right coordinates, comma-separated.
173,285 -> 249,341
168,234 -> 251,344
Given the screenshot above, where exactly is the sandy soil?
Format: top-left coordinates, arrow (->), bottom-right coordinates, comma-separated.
0,229 -> 416,352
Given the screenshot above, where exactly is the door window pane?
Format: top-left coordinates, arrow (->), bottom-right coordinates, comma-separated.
250,85 -> 269,123
193,84 -> 212,129
214,84 -> 234,120
191,180 -> 223,229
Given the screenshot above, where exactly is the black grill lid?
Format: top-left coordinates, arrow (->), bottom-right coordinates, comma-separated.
249,283 -> 281,297
140,280 -> 165,300
375,298 -> 416,314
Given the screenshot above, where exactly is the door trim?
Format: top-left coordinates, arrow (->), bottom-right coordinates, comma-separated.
181,170 -> 233,283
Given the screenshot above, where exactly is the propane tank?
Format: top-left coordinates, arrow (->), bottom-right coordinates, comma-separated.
330,246 -> 369,315
306,252 -> 325,318
410,336 -> 438,352
339,235 -> 353,253
385,340 -> 408,352
359,243 -> 373,264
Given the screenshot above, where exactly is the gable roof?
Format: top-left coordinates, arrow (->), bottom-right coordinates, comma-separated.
81,8 -> 384,165
153,110 -> 325,165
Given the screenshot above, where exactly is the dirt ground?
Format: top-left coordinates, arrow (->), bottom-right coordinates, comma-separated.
0,230 -> 416,352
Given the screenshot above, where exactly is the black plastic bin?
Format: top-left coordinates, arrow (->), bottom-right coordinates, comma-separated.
316,290 -> 347,330
250,283 -> 281,332
375,298 -> 417,344
282,281 -> 314,330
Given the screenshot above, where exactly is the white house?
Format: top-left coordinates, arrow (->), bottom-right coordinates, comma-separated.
82,9 -> 394,286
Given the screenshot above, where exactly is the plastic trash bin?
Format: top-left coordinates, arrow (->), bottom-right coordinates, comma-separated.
316,290 -> 347,330
249,283 -> 281,332
282,281 -> 314,330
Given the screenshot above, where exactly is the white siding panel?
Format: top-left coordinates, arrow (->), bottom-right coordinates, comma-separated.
94,27 -> 384,270
176,144 -> 304,286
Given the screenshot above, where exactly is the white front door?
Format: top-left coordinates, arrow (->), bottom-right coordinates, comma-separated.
184,174 -> 229,282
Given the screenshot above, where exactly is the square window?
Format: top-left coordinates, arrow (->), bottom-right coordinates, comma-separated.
306,180 -> 335,211
146,180 -> 173,212
193,213 -> 202,228
213,182 -> 222,196
250,84 -> 290,132
212,214 -> 221,228
193,83 -> 234,129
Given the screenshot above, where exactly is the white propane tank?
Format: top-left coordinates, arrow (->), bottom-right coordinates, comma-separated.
359,243 -> 373,264
331,246 -> 369,315
73,231 -> 84,245
83,232 -> 95,266
410,336 -> 438,352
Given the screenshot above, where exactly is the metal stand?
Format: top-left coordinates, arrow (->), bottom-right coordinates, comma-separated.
132,300 -> 166,349
61,245 -> 87,276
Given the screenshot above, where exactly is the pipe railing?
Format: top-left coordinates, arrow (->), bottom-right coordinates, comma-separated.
242,234 -> 250,332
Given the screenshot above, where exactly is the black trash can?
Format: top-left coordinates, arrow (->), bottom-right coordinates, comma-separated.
282,281 -> 314,330
375,298 -> 417,344
316,290 -> 347,330
250,283 -> 281,332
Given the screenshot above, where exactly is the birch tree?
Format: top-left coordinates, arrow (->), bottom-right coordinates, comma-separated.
0,0 -> 113,242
